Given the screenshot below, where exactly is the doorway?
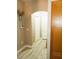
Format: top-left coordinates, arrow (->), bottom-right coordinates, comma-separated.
31,11 -> 48,59
32,11 -> 48,42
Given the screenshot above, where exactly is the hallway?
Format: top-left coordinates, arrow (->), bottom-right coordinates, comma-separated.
17,0 -> 48,59
18,39 -> 47,59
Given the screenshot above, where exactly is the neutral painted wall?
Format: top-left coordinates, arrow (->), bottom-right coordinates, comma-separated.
17,0 -> 25,50
23,1 -> 32,45
37,0 -> 48,11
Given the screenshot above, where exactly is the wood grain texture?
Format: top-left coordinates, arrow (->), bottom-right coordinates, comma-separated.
50,0 -> 62,59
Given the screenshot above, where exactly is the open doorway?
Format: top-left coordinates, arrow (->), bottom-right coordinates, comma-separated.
32,11 -> 48,42
31,11 -> 48,59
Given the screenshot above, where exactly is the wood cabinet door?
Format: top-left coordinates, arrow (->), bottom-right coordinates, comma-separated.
50,0 -> 62,59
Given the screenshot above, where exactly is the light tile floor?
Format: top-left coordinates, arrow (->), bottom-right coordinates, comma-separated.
18,39 -> 47,59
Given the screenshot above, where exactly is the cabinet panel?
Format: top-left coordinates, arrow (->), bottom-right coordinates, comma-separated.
50,0 -> 62,59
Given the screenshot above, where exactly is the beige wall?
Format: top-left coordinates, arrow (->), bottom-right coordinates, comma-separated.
17,0 -> 33,50
37,0 -> 48,11
17,0 -> 25,50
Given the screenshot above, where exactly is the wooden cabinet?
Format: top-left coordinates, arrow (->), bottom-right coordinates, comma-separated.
50,0 -> 62,59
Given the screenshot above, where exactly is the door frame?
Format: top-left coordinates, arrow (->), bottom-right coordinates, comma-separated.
48,0 -> 51,59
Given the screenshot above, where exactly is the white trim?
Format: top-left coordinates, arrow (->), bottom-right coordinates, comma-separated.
17,45 -> 32,54
47,0 -> 51,59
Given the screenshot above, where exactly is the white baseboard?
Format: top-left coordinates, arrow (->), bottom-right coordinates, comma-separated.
17,45 -> 32,54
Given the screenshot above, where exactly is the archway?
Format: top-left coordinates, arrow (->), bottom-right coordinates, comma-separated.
31,11 -> 48,42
